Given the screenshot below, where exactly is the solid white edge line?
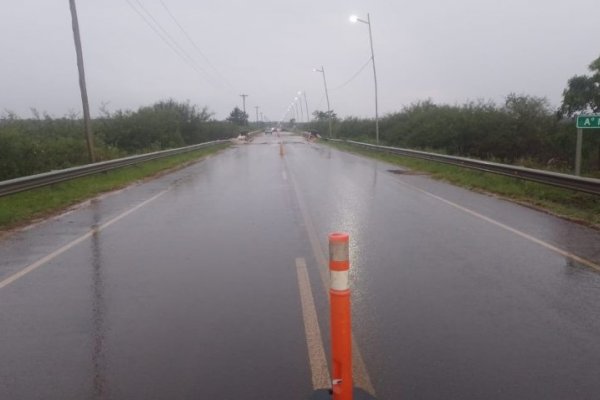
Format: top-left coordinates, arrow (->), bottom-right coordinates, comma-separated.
397,180 -> 600,272
295,257 -> 331,390
0,189 -> 169,290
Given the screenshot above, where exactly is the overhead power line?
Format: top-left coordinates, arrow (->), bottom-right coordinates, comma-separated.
124,0 -> 196,72
125,1 -> 186,62
330,57 -> 373,91
159,0 -> 236,93
134,0 -> 207,75
124,0 -> 220,88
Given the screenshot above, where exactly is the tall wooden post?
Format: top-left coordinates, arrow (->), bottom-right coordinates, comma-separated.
69,0 -> 95,163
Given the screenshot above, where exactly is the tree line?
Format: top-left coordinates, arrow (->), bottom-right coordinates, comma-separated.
306,95 -> 588,169
305,55 -> 600,174
2,56 -> 598,181
0,100 -> 243,181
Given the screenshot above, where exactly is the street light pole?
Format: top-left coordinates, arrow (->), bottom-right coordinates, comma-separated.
314,66 -> 332,138
302,91 -> 310,122
295,97 -> 304,123
292,102 -> 296,121
351,13 -> 379,144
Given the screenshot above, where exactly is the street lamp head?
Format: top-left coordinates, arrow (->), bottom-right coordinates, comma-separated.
349,14 -> 368,24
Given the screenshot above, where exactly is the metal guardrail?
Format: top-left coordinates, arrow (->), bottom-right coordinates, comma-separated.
0,139 -> 230,197
329,139 -> 600,196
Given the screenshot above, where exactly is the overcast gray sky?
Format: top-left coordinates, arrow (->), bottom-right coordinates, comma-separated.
1,0 -> 598,121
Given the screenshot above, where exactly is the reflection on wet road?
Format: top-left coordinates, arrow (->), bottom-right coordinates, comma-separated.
90,202 -> 108,399
1,133 -> 600,399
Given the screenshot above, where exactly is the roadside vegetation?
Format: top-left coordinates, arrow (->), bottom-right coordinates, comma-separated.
0,98 -> 258,231
0,144 -> 228,231
302,95 -> 600,177
327,141 -> 600,228
311,56 -> 600,228
302,55 -> 600,177
1,56 -> 598,230
0,99 -> 243,181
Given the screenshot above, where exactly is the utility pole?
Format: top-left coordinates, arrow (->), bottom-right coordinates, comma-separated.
366,13 -> 380,144
69,0 -> 95,162
255,106 -> 259,126
314,66 -> 332,138
239,94 -> 248,114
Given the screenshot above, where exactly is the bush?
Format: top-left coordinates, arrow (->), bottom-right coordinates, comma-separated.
328,95 -> 599,173
0,100 -> 239,181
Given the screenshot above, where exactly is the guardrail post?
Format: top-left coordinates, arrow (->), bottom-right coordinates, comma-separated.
329,232 -> 352,400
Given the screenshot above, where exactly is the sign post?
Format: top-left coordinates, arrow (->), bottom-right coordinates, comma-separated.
575,115 -> 600,176
576,129 -> 583,176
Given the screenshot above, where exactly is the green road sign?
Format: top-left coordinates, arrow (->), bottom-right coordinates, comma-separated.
576,115 -> 600,129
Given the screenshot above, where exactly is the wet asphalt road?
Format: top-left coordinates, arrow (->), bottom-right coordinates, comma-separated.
1,132 -> 600,399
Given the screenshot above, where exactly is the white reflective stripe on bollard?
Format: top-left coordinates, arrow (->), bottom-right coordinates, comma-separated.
330,270 -> 350,291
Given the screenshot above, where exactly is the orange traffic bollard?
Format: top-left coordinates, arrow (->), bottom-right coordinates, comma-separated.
329,232 -> 352,400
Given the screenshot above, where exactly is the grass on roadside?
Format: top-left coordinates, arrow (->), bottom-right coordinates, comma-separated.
326,141 -> 600,229
0,143 -> 230,231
